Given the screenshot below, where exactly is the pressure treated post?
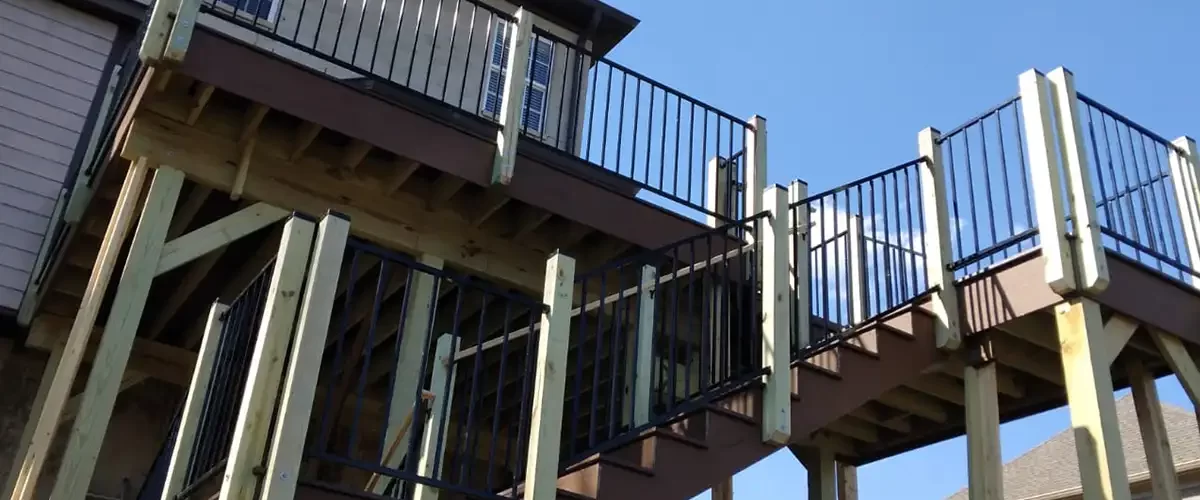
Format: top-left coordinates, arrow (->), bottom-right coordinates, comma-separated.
917,128 -> 962,350
706,156 -> 732,381
1047,67 -> 1109,292
744,116 -> 768,221
1055,298 -> 1130,500
794,446 -> 835,500
789,180 -> 811,349
161,302 -> 227,499
51,166 -> 184,500
220,215 -> 316,500
2,339 -> 64,498
491,8 -> 533,185
964,335 -> 1003,500
261,212 -> 351,500
375,254 -> 445,496
761,185 -> 791,445
837,463 -> 858,500
413,334 -> 457,500
1168,137 -> 1200,288
623,265 -> 656,426
1018,69 -> 1076,294
523,252 -> 576,500
1126,357 -> 1182,500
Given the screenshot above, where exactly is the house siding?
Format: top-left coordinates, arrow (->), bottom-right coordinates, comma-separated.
0,0 -> 117,311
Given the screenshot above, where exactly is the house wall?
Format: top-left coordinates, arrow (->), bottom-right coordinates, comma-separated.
0,0 -> 118,313
183,0 -> 592,152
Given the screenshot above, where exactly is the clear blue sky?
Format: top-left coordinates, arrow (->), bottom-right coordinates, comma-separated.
596,0 -> 1200,498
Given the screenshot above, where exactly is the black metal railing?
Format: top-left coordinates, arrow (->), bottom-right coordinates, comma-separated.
563,213 -> 766,462
177,260 -> 275,498
789,159 -> 931,357
304,238 -> 546,499
938,96 -> 1038,277
524,27 -> 751,221
199,0 -> 518,123
1077,93 -> 1198,283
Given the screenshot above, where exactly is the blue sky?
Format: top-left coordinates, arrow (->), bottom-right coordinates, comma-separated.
596,0 -> 1200,498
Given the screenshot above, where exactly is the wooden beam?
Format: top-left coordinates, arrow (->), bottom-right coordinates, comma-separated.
51,167 -> 184,500
6,159 -> 147,500
1102,314 -> 1140,366
340,139 -> 372,175
522,252 -> 575,500
989,334 -> 1063,385
905,373 -> 965,406
876,388 -> 948,423
511,206 -> 552,240
220,216 -> 315,499
847,405 -> 910,434
471,189 -> 511,227
156,202 -> 289,276
427,174 -> 466,212
290,121 -> 322,161
125,110 -> 548,293
185,83 -> 215,125
231,135 -> 255,200
384,158 -> 421,195
825,418 -> 879,444
240,103 -> 270,144
165,186 -> 212,240
26,316 -> 196,388
162,303 -> 227,500
1150,328 -> 1200,408
1054,298 -> 1130,500
261,214 -> 351,500
2,338 -> 64,499
1126,357 -> 1182,500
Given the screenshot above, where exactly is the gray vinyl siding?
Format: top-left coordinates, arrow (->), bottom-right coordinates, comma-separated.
0,0 -> 116,311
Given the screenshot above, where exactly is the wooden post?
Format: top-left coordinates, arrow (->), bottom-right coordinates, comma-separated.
1047,67 -> 1109,293
2,339 -> 64,498
1149,329 -> 1200,409
413,334 -> 457,500
917,128 -> 962,351
7,159 -> 149,500
789,180 -> 811,350
1168,137 -> 1200,289
1126,357 -> 1182,500
837,463 -> 858,500
219,215 -> 316,500
964,336 -> 1003,500
623,265 -> 656,426
847,215 -> 865,325
522,252 -> 576,500
260,213 -> 351,500
50,166 -> 184,500
1055,298 -> 1130,500
162,302 -> 228,500
376,254 -> 445,496
762,185 -> 791,445
706,156 -> 733,382
1018,69 -> 1076,294
744,116 -> 768,221
706,155 -> 733,227
712,477 -> 733,500
794,446 -> 835,500
491,8 -> 533,185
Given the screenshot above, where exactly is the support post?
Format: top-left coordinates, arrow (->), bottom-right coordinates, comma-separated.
793,446 -> 835,500
1149,329 -> 1200,408
1018,69 -> 1076,294
1055,298 -> 1130,500
623,265 -> 656,426
761,185 -> 791,445
261,213 -> 351,500
712,477 -> 733,500
522,252 -> 576,500
375,254 -> 444,496
3,338 -> 64,498
51,166 -> 184,500
789,180 -> 811,350
7,159 -> 149,500
744,116 -> 768,221
917,128 -> 962,350
220,215 -> 316,500
1047,67 -> 1109,292
964,335 -> 1003,500
413,334 -> 457,500
845,215 -> 875,353
837,463 -> 858,500
1168,137 -> 1200,289
491,8 -> 534,185
1126,357 -> 1182,500
162,302 -> 228,500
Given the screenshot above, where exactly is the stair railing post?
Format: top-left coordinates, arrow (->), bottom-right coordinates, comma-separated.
1168,137 -> 1200,288
788,180 -> 811,351
161,302 -> 228,500
761,185 -> 791,445
523,252 -> 576,500
413,334 -> 458,500
917,128 -> 962,351
847,215 -> 865,325
744,116 -> 768,221
1017,69 -> 1076,294
220,214 -> 316,499
1047,67 -> 1109,293
491,8 -> 534,185
623,265 -> 657,427
260,212 -> 351,500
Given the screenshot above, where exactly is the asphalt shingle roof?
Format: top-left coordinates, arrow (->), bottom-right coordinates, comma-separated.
946,394 -> 1200,500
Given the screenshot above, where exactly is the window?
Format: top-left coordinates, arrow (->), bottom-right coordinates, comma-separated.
483,19 -> 554,135
214,0 -> 277,23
